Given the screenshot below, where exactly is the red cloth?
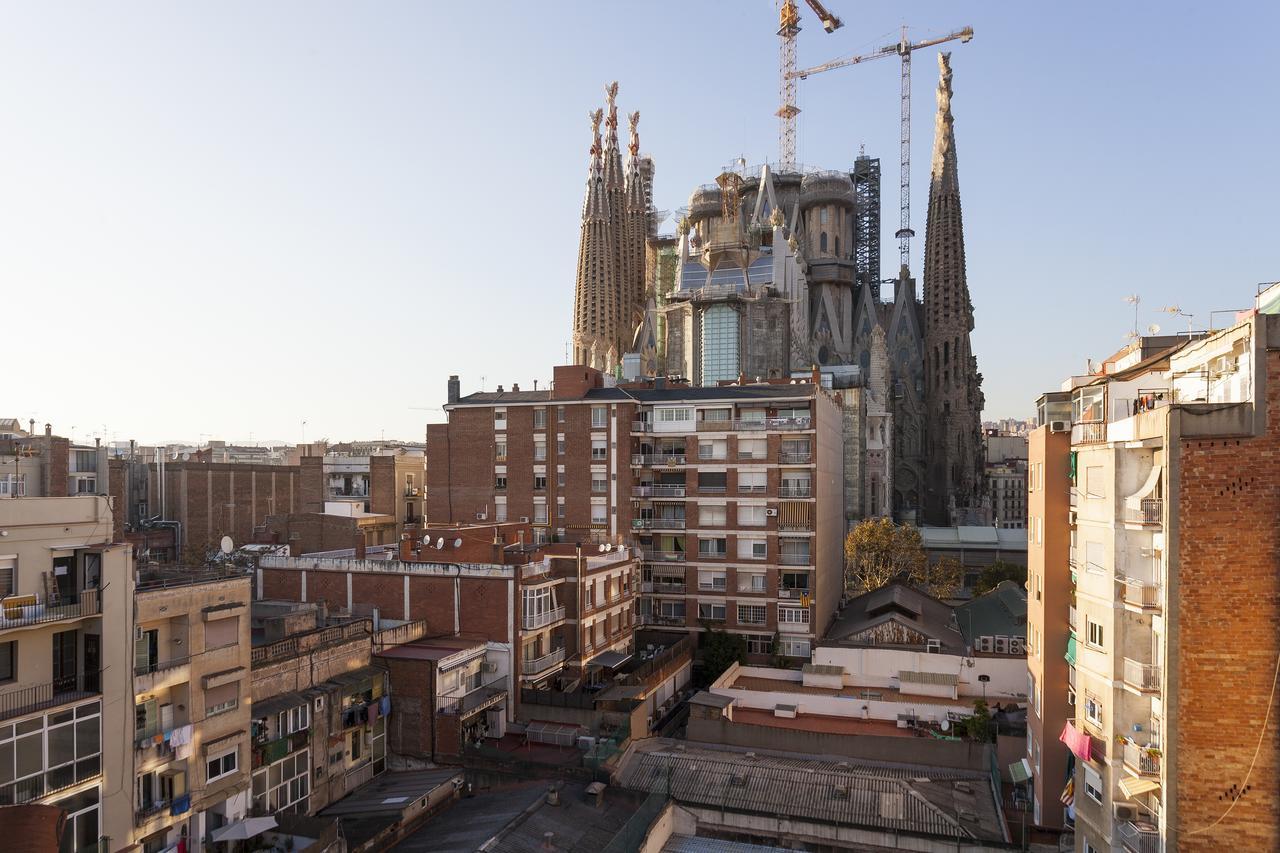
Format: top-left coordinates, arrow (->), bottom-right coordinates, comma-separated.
1059,721 -> 1092,761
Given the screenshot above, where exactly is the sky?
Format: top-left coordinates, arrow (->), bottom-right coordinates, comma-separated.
2,1 -> 1277,446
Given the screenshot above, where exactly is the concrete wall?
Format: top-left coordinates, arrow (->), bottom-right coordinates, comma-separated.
810,646 -> 1027,700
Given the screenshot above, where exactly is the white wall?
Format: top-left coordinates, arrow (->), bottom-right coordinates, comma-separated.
810,647 -> 1027,701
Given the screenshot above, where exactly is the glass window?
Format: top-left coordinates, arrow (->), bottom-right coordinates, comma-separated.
534,475 -> 547,490
737,605 -> 766,624
495,476 -> 507,490
207,747 -> 238,783
591,406 -> 607,428
738,505 -> 766,526
700,305 -> 739,387
697,603 -> 726,621
533,441 -> 547,461
699,505 -> 726,527
591,439 -> 607,460
779,606 -> 810,624
0,642 -> 14,682
557,406 -> 566,423
495,441 -> 507,460
591,476 -> 607,492
533,409 -> 547,429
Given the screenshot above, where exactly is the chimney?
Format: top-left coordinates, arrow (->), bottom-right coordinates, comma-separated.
28,419 -> 34,434
447,375 -> 461,405
354,533 -> 367,560
496,385 -> 504,393
512,383 -> 520,393
810,364 -> 821,386
95,437 -> 101,448
533,379 -> 538,391
44,423 -> 51,437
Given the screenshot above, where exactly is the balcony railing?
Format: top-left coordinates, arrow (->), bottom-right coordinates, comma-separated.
1118,819 -> 1161,853
0,758 -> 102,808
642,550 -> 686,563
632,453 -> 687,466
1122,741 -> 1162,776
632,518 -> 686,530
695,420 -> 734,432
1071,421 -> 1107,444
778,587 -> 810,599
0,589 -> 100,630
631,421 -> 652,433
777,521 -> 813,532
632,484 -> 685,498
1120,577 -> 1162,610
697,580 -> 727,592
641,613 -> 686,627
134,655 -> 191,678
404,486 -> 420,497
522,606 -> 566,630
1123,658 -> 1161,693
1127,499 -> 1163,526
731,417 -> 812,432
780,485 -> 812,498
641,580 -> 686,594
0,673 -> 101,722
437,674 -> 507,716
779,552 -> 812,566
521,647 -> 566,676
779,451 -> 812,464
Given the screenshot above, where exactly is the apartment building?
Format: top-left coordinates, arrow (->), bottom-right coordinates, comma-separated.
131,568 -> 253,851
0,496 -> 132,853
1,425 -> 108,501
426,365 -> 844,662
1028,293 -> 1280,852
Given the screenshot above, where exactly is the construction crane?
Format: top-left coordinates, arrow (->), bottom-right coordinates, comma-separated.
776,0 -> 843,171
795,25 -> 973,268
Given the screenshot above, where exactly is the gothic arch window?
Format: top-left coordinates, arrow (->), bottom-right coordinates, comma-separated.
820,232 -> 828,253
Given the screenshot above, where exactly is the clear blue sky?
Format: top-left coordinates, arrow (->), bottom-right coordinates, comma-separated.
3,1 -> 1276,445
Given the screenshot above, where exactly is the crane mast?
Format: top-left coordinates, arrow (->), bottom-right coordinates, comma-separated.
776,0 -> 842,171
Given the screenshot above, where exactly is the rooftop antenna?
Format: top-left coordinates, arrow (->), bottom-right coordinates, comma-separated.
1123,295 -> 1141,339
1163,305 -> 1194,337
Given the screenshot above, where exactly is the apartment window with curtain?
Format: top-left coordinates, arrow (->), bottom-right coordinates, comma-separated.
533,409 -> 547,429
737,604 -> 766,625
591,406 -> 607,428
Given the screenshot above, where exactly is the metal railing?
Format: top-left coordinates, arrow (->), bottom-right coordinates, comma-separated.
780,485 -> 812,498
697,485 -> 726,494
0,589 -> 100,630
134,655 -> 190,678
641,580 -> 686,594
632,484 -> 685,498
436,673 -> 508,716
1071,421 -> 1107,444
778,587 -> 810,599
640,613 -> 686,627
1120,577 -> 1162,610
1122,741 -> 1162,776
1118,819 -> 1161,853
521,647 -> 566,676
780,451 -> 812,463
632,518 -> 686,530
136,567 -> 249,592
632,454 -> 687,466
631,421 -> 652,433
779,552 -> 812,566
1123,658 -> 1161,693
737,485 -> 767,494
1127,499 -> 1163,525
731,417 -> 812,431
642,550 -> 686,563
0,759 -> 102,809
777,521 -> 813,532
697,580 -> 727,592
0,672 -> 101,722
522,606 -> 566,630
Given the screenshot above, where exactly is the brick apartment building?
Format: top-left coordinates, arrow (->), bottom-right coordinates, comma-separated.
1025,288 -> 1280,851
427,364 -> 844,662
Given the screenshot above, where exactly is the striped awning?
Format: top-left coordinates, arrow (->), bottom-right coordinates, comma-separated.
1064,635 -> 1078,666
1119,776 -> 1160,799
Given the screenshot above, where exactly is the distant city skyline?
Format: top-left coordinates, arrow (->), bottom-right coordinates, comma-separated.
4,1 -> 1276,443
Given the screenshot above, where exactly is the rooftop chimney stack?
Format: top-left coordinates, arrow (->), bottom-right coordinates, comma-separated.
44,423 -> 51,437
447,375 -> 460,405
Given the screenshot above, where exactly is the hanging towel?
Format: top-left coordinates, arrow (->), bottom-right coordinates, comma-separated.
169,724 -> 194,747
380,695 -> 391,717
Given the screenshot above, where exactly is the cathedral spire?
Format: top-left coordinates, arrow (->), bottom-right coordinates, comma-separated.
921,51 -> 984,525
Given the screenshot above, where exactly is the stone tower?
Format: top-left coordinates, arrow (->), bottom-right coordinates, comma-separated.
571,83 -> 649,371
922,52 -> 984,524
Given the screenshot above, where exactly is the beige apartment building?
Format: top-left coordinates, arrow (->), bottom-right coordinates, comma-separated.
1027,293 -> 1280,852
0,496 -> 132,853
130,568 -> 252,851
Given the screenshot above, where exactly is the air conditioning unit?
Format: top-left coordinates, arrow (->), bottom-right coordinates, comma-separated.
475,512 -> 488,521
994,636 -> 1010,654
764,508 -> 778,517
1010,637 -> 1025,655
926,639 -> 941,653
314,696 -> 325,713
1114,804 -> 1138,821
1050,420 -> 1070,433
976,636 -> 994,653
519,516 -> 530,523
481,662 -> 498,674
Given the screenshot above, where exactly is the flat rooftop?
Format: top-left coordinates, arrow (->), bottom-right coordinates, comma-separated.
729,707 -> 913,738
377,636 -> 487,663
726,674 -> 1021,707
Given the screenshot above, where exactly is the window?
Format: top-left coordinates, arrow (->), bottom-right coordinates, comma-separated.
495,476 -> 507,490
75,478 -> 96,494
533,505 -> 548,524
252,748 -> 310,816
591,439 -> 607,460
494,499 -> 507,523
658,600 -> 685,619
533,409 -> 547,429
533,441 -> 547,461
780,571 -> 809,592
736,538 -> 766,560
701,408 -> 731,424
1085,466 -> 1105,498
557,470 -> 566,488
534,475 -> 547,490
745,635 -> 772,655
1084,693 -> 1103,727
737,604 -> 766,625
495,441 -> 507,460
206,747 -> 238,783
0,557 -> 13,598
779,638 -> 810,657
738,471 -> 766,493
0,641 -> 14,682
591,476 -> 607,493
592,406 -> 607,428
697,570 -> 726,591
699,505 -> 726,527
591,503 -> 608,525
205,682 -> 239,717
557,439 -> 566,455
698,471 -> 727,493
655,407 -> 693,423
698,439 -> 726,460
698,538 -> 727,558
494,410 -> 507,428
737,572 -> 766,592
204,615 -> 238,649
0,474 -> 26,497
737,505 -> 766,526
1083,765 -> 1102,804
698,603 -> 726,621
738,438 -> 766,459
1086,619 -> 1104,649
277,703 -> 310,735
779,606 -> 810,625
701,304 -> 739,386
557,406 -> 566,423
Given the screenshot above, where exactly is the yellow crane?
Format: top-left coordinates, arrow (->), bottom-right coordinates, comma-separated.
776,0 -> 844,171
794,25 -> 974,268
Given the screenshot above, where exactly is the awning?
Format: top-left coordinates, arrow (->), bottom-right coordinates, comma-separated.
210,816 -> 276,843
1059,721 -> 1093,762
1119,776 -> 1161,799
586,650 -> 632,670
1064,636 -> 1078,666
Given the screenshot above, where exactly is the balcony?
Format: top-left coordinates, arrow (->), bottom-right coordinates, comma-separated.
778,619 -> 810,634
695,420 -> 734,432
641,613 -> 687,628
0,673 -> 101,722
780,485 -> 812,498
1118,819 -> 1161,853
1068,605 -> 1078,632
731,417 -> 812,432
404,486 -> 420,497
522,606 -> 566,631
632,484 -> 685,498
631,421 -> 653,433
641,580 -> 686,594
1122,741 -> 1162,777
0,757 -> 103,808
1071,421 -> 1106,444
1120,577 -> 1162,611
1127,499 -> 1163,526
437,674 -> 507,717
777,520 -> 813,532
779,451 -> 812,464
697,580 -> 727,592
0,589 -> 100,632
779,552 -> 812,566
134,655 -> 192,694
778,587 -> 810,600
1123,658 -> 1161,694
632,453 -> 687,467
521,647 -> 566,676
632,518 -> 686,531
642,550 -> 686,563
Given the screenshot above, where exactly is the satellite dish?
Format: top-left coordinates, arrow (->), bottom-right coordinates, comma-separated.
941,719 -> 950,732
452,538 -> 462,549
182,452 -> 190,461
605,544 -> 614,552
435,537 -> 444,549
1147,324 -> 1162,335
598,544 -> 607,553
219,536 -> 234,555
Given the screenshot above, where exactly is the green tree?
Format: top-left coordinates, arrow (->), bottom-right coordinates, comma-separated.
974,560 -> 1027,596
701,630 -> 747,685
843,519 -> 961,599
964,698 -> 992,742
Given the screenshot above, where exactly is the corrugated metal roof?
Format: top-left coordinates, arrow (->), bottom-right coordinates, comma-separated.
898,670 -> 958,686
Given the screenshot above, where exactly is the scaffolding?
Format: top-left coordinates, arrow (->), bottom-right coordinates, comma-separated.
853,153 -> 882,301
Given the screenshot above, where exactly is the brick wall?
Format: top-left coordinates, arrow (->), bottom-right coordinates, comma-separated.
381,657 -> 435,758
150,461 -> 300,554
300,456 -> 324,514
1173,349 -> 1280,849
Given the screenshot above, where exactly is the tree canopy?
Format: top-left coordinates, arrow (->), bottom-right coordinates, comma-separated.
843,518 -> 962,600
700,629 -> 746,685
973,560 -> 1027,596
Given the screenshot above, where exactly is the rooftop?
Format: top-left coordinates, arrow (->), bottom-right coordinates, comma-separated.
955,581 -> 1028,646
319,769 -> 462,849
823,581 -> 966,654
919,526 -> 1027,550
